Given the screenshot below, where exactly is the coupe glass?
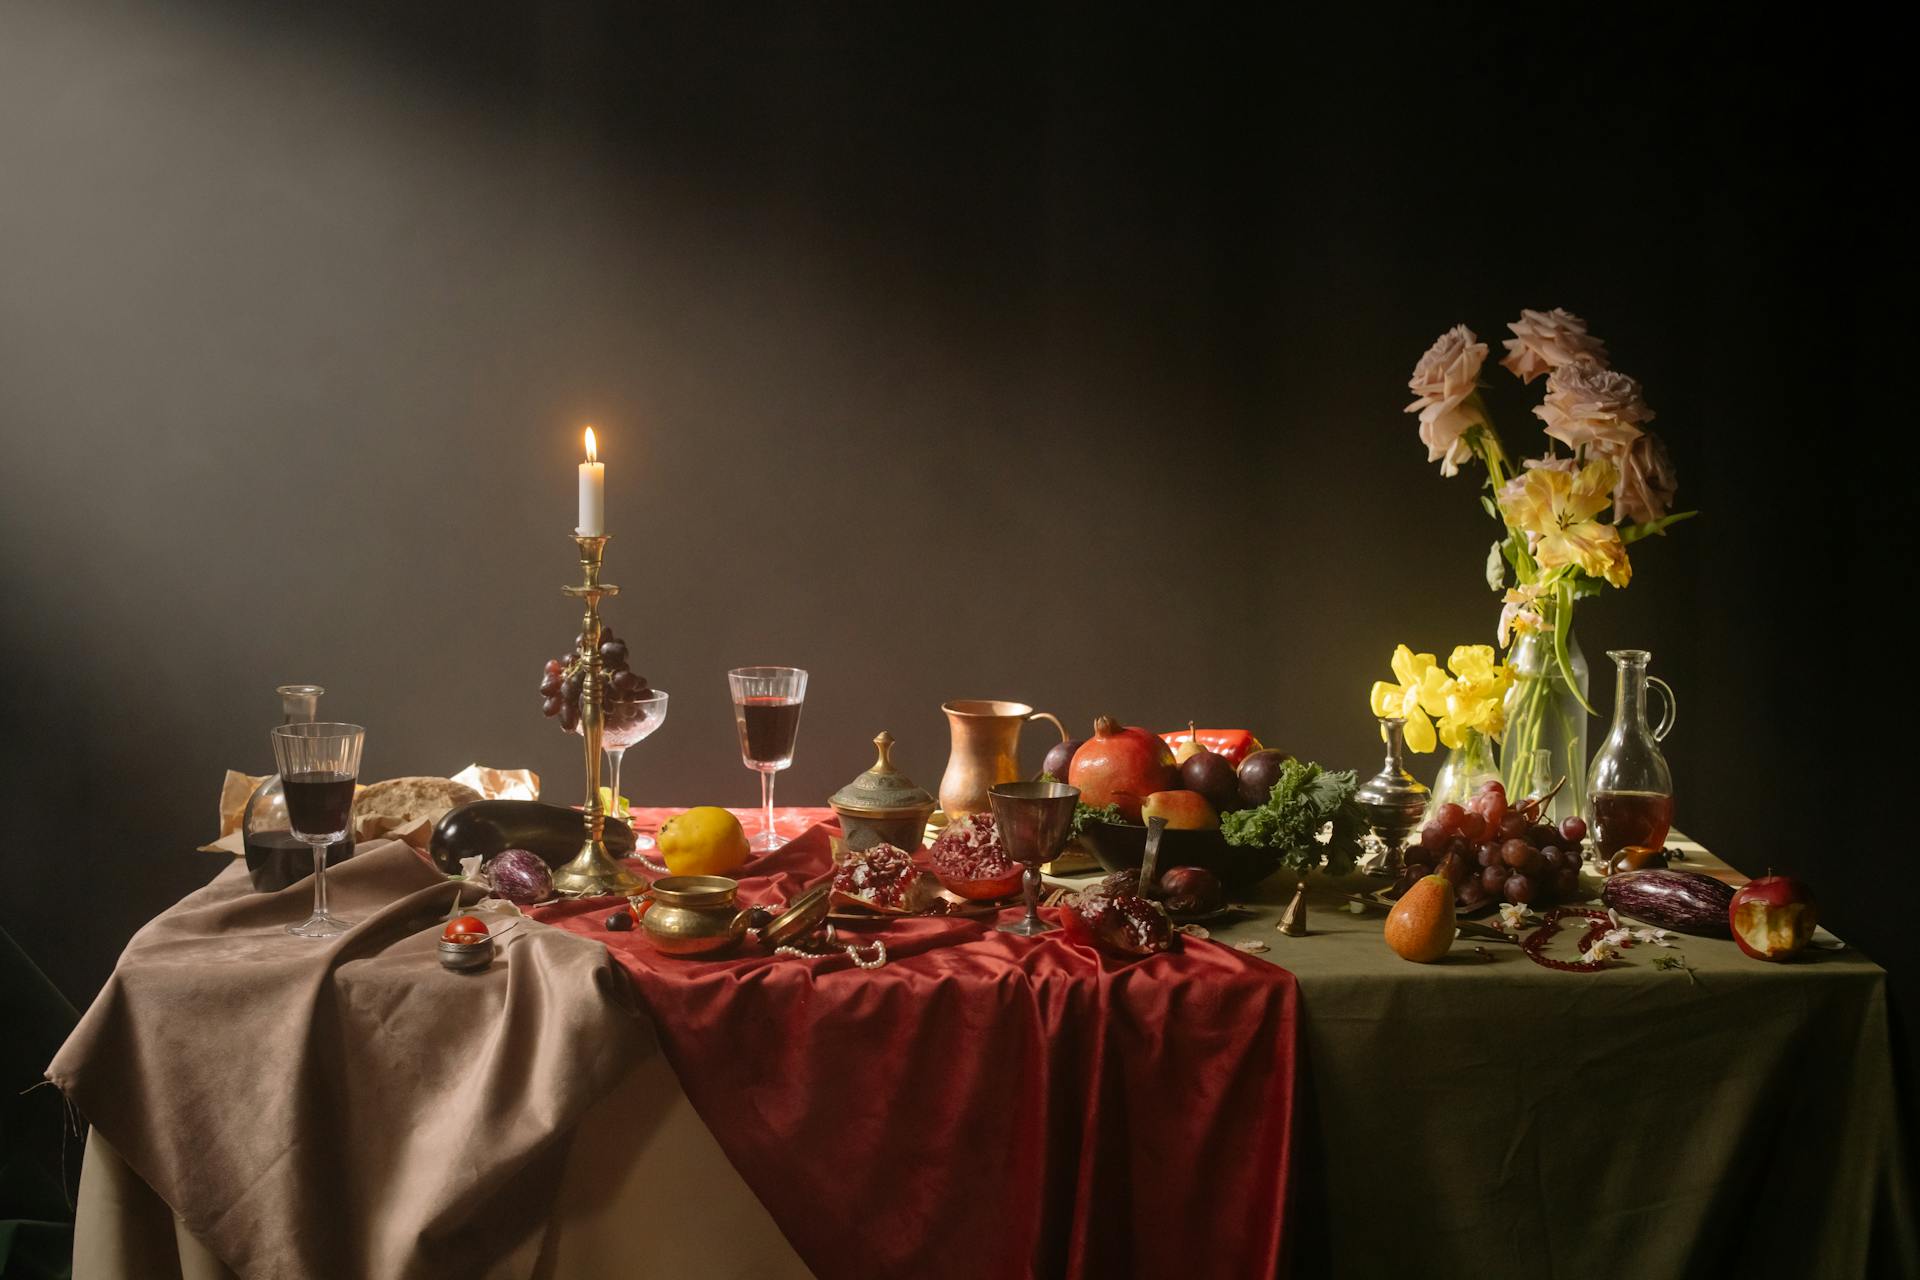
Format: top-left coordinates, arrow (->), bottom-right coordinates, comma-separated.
269,722 -> 365,938
576,690 -> 669,849
728,666 -> 808,851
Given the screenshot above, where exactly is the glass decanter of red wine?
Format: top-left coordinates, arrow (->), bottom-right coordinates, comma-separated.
1587,649 -> 1677,858
728,666 -> 808,851
270,722 -> 365,938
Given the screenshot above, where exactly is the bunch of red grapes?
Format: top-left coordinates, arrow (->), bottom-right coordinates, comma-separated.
537,625 -> 653,734
1397,779 -> 1590,913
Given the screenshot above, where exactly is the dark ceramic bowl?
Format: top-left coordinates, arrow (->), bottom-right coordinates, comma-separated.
1080,819 -> 1282,893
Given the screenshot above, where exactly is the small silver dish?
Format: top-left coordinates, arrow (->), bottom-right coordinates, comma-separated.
438,936 -> 495,974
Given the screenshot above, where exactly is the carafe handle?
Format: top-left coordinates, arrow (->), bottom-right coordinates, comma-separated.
1647,677 -> 1676,742
1027,711 -> 1068,742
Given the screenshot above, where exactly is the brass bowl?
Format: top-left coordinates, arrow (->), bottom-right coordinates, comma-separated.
635,875 -> 749,958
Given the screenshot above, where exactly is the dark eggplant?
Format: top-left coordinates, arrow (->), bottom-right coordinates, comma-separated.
1600,868 -> 1734,936
430,800 -> 635,874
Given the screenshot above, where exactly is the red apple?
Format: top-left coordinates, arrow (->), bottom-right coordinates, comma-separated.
1729,874 -> 1817,962
1139,790 -> 1218,830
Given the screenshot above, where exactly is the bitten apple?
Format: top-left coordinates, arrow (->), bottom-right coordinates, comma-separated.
1140,790 -> 1218,831
1729,874 -> 1817,962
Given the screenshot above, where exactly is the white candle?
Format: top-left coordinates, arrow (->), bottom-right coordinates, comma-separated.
577,426 -> 605,535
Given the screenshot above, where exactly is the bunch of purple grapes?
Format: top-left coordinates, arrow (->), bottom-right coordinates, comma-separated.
538,625 -> 653,734
1397,778 -> 1590,913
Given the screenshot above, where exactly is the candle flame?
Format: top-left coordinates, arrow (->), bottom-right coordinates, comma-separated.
584,426 -> 598,463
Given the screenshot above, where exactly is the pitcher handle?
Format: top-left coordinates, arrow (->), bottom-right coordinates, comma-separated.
1647,677 -> 1677,742
1028,711 -> 1068,742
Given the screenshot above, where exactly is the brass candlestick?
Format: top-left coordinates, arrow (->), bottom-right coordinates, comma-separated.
551,534 -> 644,897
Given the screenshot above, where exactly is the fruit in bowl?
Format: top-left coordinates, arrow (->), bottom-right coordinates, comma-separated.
1139,789 -> 1217,830
1179,750 -> 1241,814
1159,726 -> 1263,767
1067,717 -> 1179,822
926,812 -> 1024,900
1234,749 -> 1295,809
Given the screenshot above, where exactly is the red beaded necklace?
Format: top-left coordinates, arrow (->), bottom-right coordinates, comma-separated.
1520,907 -> 1617,972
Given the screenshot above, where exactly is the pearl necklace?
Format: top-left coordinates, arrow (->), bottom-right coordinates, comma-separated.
774,939 -> 888,970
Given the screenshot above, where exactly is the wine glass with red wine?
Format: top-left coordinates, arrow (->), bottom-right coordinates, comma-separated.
728,667 -> 807,852
270,721 -> 365,938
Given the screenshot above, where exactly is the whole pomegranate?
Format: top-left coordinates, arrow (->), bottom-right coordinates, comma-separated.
1067,716 -> 1179,822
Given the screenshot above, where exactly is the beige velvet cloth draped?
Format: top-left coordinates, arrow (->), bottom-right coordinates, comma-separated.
48,842 -> 657,1280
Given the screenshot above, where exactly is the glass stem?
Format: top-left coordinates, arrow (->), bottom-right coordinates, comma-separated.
1025,865 -> 1041,929
605,747 -> 626,820
761,769 -> 777,843
311,840 -> 330,919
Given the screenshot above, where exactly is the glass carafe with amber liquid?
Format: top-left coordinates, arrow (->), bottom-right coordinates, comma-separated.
1587,651 -> 1677,858
243,685 -> 353,878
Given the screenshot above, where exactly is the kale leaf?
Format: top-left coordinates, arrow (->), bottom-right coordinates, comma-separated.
1220,758 -> 1365,875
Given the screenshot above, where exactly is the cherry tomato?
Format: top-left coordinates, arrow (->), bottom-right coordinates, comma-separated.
443,915 -> 489,941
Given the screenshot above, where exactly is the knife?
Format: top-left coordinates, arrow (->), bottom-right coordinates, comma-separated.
1139,816 -> 1167,900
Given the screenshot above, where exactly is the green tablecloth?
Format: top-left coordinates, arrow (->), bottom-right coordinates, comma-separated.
1077,841 -> 1915,1278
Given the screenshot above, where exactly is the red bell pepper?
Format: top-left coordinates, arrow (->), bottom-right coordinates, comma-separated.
1159,727 -> 1261,766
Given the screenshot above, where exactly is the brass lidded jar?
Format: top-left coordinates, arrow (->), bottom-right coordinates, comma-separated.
829,732 -> 937,859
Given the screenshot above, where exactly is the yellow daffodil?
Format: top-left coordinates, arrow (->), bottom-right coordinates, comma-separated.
1436,644 -> 1511,747
1497,459 -> 1632,587
1368,644 -> 1441,753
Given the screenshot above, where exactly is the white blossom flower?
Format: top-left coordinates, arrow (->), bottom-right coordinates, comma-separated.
1498,902 -> 1536,933
1585,936 -> 1620,964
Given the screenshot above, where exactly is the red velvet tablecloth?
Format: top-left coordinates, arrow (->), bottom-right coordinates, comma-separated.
532,820 -> 1302,1280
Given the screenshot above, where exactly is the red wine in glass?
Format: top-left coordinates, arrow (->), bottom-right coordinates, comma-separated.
284,771 -> 357,838
1590,790 -> 1674,857
738,697 -> 803,768
728,667 -> 808,851
270,722 -> 365,938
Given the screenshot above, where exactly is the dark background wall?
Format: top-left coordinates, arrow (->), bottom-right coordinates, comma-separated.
2,2 -> 1905,1096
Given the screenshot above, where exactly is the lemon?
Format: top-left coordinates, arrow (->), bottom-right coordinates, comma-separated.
657,807 -> 750,876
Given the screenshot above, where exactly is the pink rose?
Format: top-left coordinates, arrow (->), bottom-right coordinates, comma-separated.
1405,325 -> 1489,476
1612,430 -> 1678,524
1533,362 -> 1653,456
1500,308 -> 1609,383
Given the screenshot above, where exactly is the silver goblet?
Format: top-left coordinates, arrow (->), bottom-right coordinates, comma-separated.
988,780 -> 1079,936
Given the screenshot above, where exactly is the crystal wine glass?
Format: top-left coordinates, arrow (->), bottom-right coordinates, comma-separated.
577,690 -> 669,848
728,666 -> 807,852
269,722 -> 365,938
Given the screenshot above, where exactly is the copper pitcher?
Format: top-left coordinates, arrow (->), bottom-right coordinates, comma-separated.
939,700 -> 1068,818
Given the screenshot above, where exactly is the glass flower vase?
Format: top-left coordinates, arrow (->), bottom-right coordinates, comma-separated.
1498,627 -> 1590,822
1427,728 -> 1501,817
